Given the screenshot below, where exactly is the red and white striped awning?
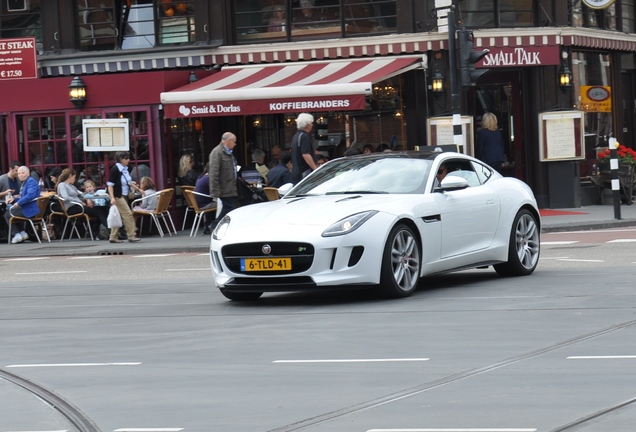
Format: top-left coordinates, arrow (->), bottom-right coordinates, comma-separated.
161,56 -> 422,118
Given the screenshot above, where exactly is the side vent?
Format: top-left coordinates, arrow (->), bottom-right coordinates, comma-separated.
347,246 -> 364,267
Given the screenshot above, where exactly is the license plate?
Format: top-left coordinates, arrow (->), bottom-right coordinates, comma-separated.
241,257 -> 292,271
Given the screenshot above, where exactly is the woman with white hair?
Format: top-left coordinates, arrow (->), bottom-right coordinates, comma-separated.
290,113 -> 317,184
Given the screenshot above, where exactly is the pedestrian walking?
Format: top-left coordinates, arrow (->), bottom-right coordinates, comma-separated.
207,132 -> 238,232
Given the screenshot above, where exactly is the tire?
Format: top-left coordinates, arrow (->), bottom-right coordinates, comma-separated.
378,223 -> 421,298
219,289 -> 263,301
494,209 -> 540,277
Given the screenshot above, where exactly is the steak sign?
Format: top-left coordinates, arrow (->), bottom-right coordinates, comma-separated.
0,37 -> 37,80
475,45 -> 560,68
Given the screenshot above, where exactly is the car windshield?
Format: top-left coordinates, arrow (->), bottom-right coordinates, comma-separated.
287,156 -> 434,196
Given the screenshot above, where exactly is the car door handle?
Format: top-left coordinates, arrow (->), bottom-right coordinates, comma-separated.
486,199 -> 496,205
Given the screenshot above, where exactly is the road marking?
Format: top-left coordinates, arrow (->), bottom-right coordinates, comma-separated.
568,355 -> 636,359
4,430 -> 69,432
6,362 -> 142,368
198,253 -> 209,256
274,358 -> 430,363
165,268 -> 209,272
114,429 -> 184,432
607,239 -> 636,243
3,257 -> 50,261
132,254 -> 176,258
539,256 -> 569,260
14,271 -> 87,275
557,259 -> 604,263
540,241 -> 579,245
367,429 -> 537,432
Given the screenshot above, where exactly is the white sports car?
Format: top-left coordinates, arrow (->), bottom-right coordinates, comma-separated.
210,151 -> 540,301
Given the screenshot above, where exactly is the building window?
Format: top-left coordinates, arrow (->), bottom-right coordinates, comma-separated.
0,0 -> 42,53
622,0 -> 635,33
572,51 -> 613,177
76,0 -> 194,51
459,0 -> 535,28
236,0 -> 397,44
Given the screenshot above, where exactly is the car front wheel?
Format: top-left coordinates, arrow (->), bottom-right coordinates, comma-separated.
379,223 -> 421,298
494,208 -> 540,276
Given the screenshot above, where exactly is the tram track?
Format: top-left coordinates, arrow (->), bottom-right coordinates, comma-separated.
267,317 -> 636,432
0,368 -> 101,432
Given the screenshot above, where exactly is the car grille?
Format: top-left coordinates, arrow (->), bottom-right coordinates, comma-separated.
222,242 -> 314,275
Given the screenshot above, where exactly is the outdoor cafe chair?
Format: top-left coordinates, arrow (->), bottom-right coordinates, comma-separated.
7,196 -> 51,244
132,188 -> 177,238
180,185 -> 195,230
182,189 -> 216,237
263,187 -> 280,201
48,195 -> 95,241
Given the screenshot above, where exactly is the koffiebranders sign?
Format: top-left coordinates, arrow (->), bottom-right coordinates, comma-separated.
582,0 -> 615,9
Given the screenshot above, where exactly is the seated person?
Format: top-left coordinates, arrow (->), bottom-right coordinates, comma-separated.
82,180 -> 108,207
314,153 -> 326,167
267,152 -> 292,188
243,149 -> 269,184
132,176 -> 158,212
55,168 -> 109,239
268,5 -> 286,32
177,154 -> 198,186
433,163 -> 447,188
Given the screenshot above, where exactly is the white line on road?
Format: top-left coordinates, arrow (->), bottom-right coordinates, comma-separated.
539,256 -> 569,260
14,271 -> 87,275
6,362 -> 142,368
3,257 -> 50,261
567,355 -> 636,359
557,259 -> 605,263
607,239 -> 636,243
274,358 -> 430,363
114,429 -> 184,432
132,254 -> 176,258
367,429 -> 537,432
5,430 -> 69,432
165,268 -> 209,272
540,241 -> 579,245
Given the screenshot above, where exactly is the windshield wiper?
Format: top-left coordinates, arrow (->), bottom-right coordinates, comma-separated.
325,190 -> 388,195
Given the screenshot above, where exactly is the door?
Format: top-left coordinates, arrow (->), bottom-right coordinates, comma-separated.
470,71 -> 525,181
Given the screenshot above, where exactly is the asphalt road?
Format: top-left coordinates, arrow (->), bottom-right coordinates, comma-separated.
2,229 -> 636,432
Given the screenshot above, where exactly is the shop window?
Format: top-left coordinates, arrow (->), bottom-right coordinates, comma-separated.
571,2 -> 626,30
459,0 -> 535,28
0,0 -> 42,53
236,0 -> 397,44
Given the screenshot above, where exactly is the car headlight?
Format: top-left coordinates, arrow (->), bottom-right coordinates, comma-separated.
322,211 -> 378,237
213,216 -> 231,240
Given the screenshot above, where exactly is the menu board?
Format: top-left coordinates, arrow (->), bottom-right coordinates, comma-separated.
538,111 -> 584,161
426,116 -> 474,155
82,119 -> 130,151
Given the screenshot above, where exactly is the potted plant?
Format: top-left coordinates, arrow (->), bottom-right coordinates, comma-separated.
596,144 -> 636,204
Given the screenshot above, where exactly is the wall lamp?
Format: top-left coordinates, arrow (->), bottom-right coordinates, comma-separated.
558,64 -> 573,91
68,76 -> 87,109
431,70 -> 445,94
188,71 -> 198,84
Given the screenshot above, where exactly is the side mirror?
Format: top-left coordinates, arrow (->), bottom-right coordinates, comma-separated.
439,175 -> 469,191
278,183 -> 294,197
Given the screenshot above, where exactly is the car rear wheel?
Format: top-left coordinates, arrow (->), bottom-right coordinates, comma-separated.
219,289 -> 263,301
494,208 -> 540,276
379,223 -> 421,298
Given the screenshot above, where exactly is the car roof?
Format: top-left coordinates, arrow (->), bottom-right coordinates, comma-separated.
344,150 -> 463,161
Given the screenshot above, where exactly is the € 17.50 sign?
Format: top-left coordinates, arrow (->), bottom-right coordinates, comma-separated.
0,37 -> 37,80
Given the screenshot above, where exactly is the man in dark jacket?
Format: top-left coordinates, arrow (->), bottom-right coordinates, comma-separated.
208,132 -> 238,232
290,113 -> 317,184
267,152 -> 292,188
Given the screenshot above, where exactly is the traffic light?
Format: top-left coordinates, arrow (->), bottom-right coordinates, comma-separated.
458,29 -> 489,87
